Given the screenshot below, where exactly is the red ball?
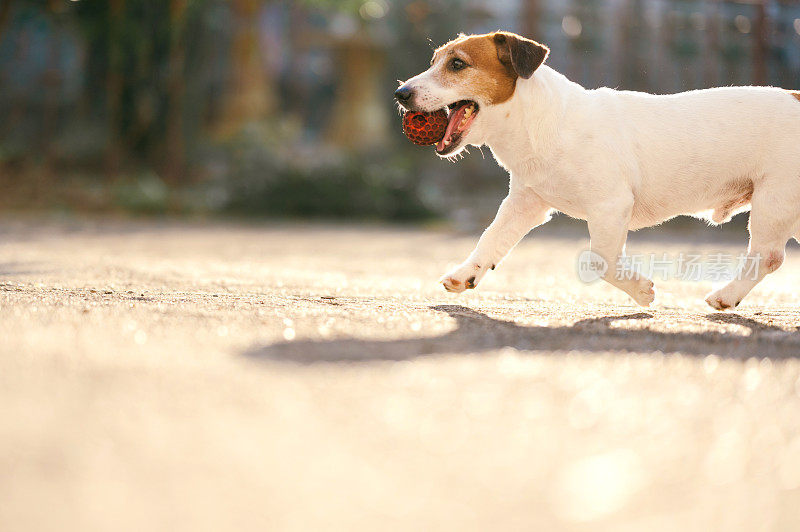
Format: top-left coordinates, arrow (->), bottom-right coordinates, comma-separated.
402,109 -> 448,146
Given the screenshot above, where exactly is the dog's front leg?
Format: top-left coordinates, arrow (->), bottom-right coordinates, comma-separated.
587,198 -> 655,307
441,189 -> 552,293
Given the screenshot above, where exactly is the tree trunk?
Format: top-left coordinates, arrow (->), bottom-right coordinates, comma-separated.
42,17 -> 62,169
106,0 -> 125,177
164,0 -> 188,184
218,0 -> 272,136
704,0 -> 720,87
620,0 -> 647,91
0,1 -> 13,43
326,36 -> 388,150
752,1 -> 768,86
519,0 -> 540,39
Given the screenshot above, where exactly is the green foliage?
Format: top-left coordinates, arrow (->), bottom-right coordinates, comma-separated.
67,0 -> 219,165
298,0 -> 366,14
113,171 -> 170,214
226,159 -> 435,221
219,123 -> 436,221
0,140 -> 27,165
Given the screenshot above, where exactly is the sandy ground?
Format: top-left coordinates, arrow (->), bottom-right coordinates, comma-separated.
2,218 -> 800,531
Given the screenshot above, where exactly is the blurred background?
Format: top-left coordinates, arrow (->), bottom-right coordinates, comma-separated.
2,0 -> 800,229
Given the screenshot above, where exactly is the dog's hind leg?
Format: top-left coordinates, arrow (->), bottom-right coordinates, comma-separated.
586,195 -> 655,307
705,184 -> 797,310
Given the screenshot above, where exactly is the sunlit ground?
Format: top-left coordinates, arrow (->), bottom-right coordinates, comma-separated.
2,218 -> 800,531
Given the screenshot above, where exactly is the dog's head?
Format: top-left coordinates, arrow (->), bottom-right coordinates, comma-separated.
395,31 -> 549,157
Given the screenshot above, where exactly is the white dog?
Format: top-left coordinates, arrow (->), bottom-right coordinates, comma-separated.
394,31 -> 800,310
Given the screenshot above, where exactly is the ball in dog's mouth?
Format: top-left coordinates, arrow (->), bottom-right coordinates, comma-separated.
402,109 -> 448,146
436,100 -> 479,155
401,100 -> 479,154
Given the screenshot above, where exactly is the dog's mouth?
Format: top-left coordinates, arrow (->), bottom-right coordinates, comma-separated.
436,100 -> 479,155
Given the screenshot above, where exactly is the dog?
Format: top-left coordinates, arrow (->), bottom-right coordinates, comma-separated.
394,31 -> 800,310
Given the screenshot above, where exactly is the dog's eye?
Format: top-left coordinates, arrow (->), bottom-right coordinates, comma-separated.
450,58 -> 467,71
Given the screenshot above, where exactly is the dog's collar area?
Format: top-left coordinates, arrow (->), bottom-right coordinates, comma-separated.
437,100 -> 479,155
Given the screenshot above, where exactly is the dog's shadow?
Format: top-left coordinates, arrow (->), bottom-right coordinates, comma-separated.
244,304 -> 800,364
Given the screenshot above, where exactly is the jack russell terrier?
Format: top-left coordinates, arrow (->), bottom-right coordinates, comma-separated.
394,31 -> 800,310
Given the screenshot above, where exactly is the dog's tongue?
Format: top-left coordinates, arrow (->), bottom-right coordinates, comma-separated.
437,102 -> 470,152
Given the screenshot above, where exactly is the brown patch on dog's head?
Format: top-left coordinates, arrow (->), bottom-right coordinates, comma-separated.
790,90 -> 800,103
431,32 -> 549,105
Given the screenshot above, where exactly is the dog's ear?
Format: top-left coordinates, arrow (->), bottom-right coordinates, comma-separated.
493,32 -> 549,79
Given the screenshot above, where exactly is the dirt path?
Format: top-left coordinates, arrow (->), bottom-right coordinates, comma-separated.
2,219 -> 800,531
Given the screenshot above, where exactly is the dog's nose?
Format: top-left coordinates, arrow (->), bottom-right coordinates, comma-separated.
394,86 -> 414,105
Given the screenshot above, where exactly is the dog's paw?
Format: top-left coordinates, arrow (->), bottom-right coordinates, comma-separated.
440,261 -> 491,293
705,287 -> 741,311
629,278 -> 655,307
